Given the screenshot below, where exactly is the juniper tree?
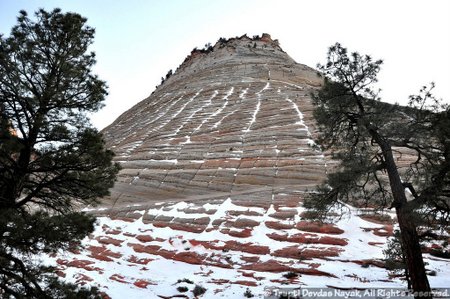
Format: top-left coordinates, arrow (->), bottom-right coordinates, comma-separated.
305,43 -> 449,298
0,9 -> 119,298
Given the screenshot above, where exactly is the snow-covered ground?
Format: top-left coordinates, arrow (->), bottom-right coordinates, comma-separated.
42,196 -> 450,299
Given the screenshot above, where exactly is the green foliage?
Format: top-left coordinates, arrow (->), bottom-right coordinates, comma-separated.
282,271 -> 298,279
177,278 -> 194,284
176,286 -> 189,293
192,285 -> 206,296
308,42 -> 449,294
244,288 -> 254,298
0,8 -> 119,297
384,230 -> 410,286
306,43 -> 450,223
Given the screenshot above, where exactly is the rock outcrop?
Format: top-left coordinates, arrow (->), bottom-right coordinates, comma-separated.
101,33 -> 327,209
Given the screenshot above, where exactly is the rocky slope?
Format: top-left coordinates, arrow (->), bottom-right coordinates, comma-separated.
100,33 -> 327,208
43,34 -> 449,298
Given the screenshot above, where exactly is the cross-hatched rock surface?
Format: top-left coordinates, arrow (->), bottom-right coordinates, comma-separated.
101,34 -> 328,208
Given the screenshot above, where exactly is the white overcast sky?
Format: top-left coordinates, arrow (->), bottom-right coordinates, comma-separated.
1,0 -> 449,130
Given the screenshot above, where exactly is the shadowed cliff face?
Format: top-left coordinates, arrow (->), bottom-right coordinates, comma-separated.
101,34 -> 328,208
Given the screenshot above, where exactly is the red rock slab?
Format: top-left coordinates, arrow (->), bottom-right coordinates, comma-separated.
172,251 -> 206,265
183,207 -> 207,214
241,259 -> 292,272
208,278 -> 230,285
308,262 -> 321,269
226,241 -> 270,255
159,249 -> 178,260
241,256 -> 260,263
318,236 -> 348,246
359,214 -> 394,224
135,235 -> 154,243
133,279 -> 156,288
299,247 -> 343,259
267,232 -> 348,246
264,221 -> 295,230
152,221 -> 170,229
103,226 -> 122,235
110,274 -> 129,284
188,239 -> 220,250
128,243 -> 161,255
96,236 -> 124,246
230,218 -> 260,228
123,232 -> 137,238
66,259 -> 103,272
88,245 -> 122,261
211,219 -> 226,227
296,221 -> 344,235
227,210 -> 263,217
90,254 -> 113,262
55,270 -> 66,278
231,200 -> 271,210
189,239 -> 269,255
56,258 -> 68,266
362,225 -> 393,237
273,246 -> 342,260
189,240 -> 270,255
204,260 -> 234,269
220,228 -> 252,238
127,255 -> 153,265
75,273 -> 94,286
106,229 -> 122,235
268,211 -> 297,220
240,271 -> 256,278
128,242 -> 176,260
153,221 -> 206,233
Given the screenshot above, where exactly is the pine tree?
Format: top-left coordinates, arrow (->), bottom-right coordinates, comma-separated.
384,230 -> 411,288
0,9 -> 120,298
305,43 -> 449,298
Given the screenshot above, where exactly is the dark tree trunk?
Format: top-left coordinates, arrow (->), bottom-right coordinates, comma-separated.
378,139 -> 431,298
396,206 -> 431,297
